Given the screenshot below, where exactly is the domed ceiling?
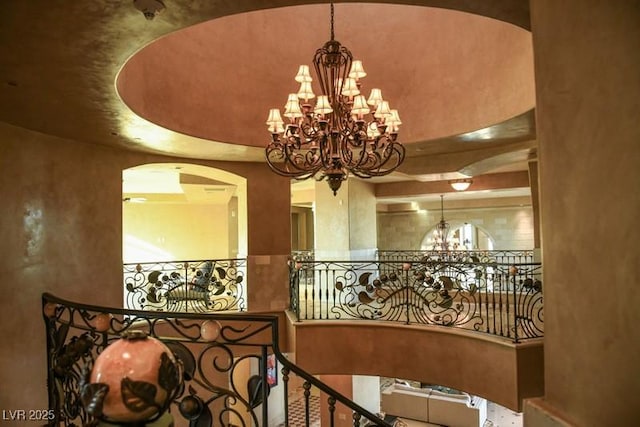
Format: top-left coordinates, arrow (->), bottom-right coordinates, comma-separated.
117,3 -> 534,152
0,0 -> 536,190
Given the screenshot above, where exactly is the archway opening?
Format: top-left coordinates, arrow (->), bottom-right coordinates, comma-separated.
122,163 -> 247,263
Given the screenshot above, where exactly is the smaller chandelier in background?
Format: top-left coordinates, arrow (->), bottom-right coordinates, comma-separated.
265,3 -> 405,195
431,194 -> 452,251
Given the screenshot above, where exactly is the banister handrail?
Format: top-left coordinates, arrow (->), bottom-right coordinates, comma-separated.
43,292 -> 392,427
270,330 -> 393,427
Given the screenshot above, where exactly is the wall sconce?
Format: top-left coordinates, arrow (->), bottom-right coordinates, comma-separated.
450,178 -> 473,191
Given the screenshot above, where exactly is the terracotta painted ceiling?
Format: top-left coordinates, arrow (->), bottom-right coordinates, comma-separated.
0,0 -> 536,197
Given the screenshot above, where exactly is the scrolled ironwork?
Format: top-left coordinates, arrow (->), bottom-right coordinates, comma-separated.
292,259 -> 543,341
377,249 -> 535,265
43,293 -> 392,427
123,258 -> 246,313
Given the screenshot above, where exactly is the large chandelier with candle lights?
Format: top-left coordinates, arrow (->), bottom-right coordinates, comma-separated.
265,3 -> 405,195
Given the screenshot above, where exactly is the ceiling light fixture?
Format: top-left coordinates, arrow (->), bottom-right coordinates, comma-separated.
450,178 -> 473,191
133,0 -> 165,20
265,3 -> 405,195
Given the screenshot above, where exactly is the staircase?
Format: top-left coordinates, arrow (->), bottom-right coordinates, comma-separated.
43,292 -> 392,427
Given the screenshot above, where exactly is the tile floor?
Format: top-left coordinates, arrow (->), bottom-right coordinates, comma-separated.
283,394 -> 321,427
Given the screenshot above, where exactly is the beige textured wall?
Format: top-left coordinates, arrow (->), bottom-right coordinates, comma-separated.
314,179 -> 378,259
314,180 -> 351,259
0,124 -> 127,411
526,1 -> 640,425
319,375 -> 354,427
293,321 -> 543,412
0,122 -> 291,411
377,206 -> 534,250
228,196 -> 239,258
347,180 -> 377,253
123,203 -> 230,262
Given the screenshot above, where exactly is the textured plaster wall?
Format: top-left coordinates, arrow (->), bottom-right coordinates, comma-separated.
123,203 -> 229,262
314,180 -> 378,259
314,180 -> 351,259
347,180 -> 377,253
526,1 -> 640,425
294,322 -> 543,412
377,206 -> 534,250
0,122 -> 291,411
0,125 -> 126,411
319,375 -> 354,427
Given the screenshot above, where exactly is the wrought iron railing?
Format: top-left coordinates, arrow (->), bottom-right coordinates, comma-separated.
43,293 -> 393,427
289,259 -> 543,342
123,259 -> 246,313
377,249 -> 535,265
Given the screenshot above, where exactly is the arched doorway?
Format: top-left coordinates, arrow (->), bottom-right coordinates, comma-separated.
122,163 -> 247,263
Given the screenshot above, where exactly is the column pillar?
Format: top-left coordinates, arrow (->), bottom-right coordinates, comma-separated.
525,1 -> 640,425
527,157 -> 542,260
314,179 -> 378,260
246,171 -> 291,312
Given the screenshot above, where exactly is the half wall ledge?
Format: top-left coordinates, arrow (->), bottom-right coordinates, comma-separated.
286,312 -> 544,412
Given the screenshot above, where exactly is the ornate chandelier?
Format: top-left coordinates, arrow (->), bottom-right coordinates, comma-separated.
265,3 -> 405,195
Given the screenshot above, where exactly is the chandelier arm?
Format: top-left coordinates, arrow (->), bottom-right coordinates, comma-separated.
349,141 -> 405,177
337,132 -> 355,164
376,140 -> 406,169
355,143 -> 384,170
344,147 -> 381,177
319,133 -> 337,170
265,154 -> 317,179
288,140 -> 327,175
333,116 -> 372,170
298,120 -> 318,139
265,138 -> 326,179
294,114 -> 339,174
342,137 -> 370,172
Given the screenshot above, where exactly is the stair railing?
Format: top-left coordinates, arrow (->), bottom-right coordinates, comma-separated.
43,292 -> 392,427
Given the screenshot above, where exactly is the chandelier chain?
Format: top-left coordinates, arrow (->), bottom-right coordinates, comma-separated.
330,2 -> 334,40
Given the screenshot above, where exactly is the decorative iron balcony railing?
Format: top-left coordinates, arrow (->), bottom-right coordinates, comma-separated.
290,259 -> 543,342
377,249 -> 535,265
43,293 -> 393,427
123,259 -> 246,313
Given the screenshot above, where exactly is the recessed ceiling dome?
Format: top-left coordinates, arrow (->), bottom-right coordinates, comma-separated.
116,3 -> 534,148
